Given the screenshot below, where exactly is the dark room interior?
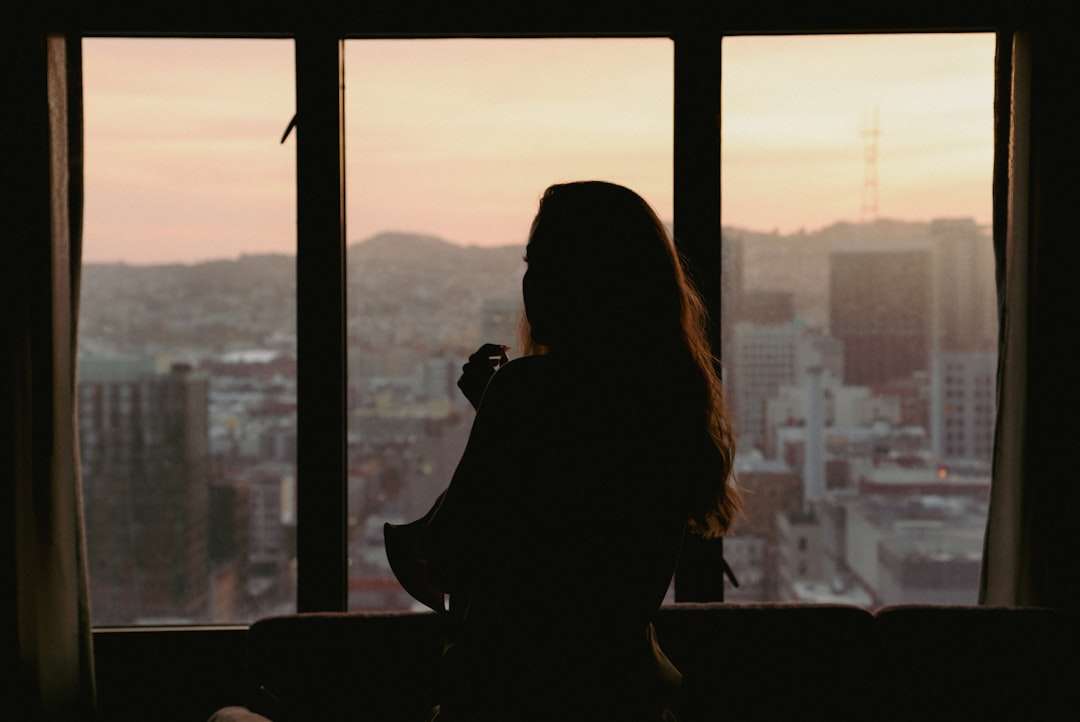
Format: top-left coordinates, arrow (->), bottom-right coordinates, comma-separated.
6,1 -> 1080,721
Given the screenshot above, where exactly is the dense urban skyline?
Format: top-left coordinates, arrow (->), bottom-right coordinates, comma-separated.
78,218 -> 998,621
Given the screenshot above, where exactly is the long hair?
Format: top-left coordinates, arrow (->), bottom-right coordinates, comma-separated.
519,181 -> 740,537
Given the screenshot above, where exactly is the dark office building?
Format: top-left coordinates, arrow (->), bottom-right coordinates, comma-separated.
829,250 -> 931,387
740,290 -> 796,325
79,358 -> 210,624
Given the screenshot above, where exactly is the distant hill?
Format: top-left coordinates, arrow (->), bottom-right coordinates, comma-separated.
84,231 -> 524,282
80,231 -> 525,355
348,231 -> 523,276
80,221 -> 985,353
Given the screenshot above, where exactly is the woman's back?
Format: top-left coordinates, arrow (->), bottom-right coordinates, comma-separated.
430,352 -> 698,722
402,180 -> 739,722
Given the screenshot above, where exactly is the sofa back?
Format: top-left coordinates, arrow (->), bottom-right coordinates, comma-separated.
246,604 -> 1077,722
875,605 -> 1077,721
654,603 -> 875,722
248,611 -> 446,722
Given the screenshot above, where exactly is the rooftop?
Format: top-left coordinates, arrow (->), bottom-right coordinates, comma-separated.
790,579 -> 874,606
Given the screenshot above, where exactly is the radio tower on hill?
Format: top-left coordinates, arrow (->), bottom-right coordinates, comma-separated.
860,106 -> 880,221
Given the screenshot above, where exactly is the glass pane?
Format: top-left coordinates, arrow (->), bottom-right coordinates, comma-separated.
721,34 -> 996,606
81,39 -> 296,625
344,39 -> 673,610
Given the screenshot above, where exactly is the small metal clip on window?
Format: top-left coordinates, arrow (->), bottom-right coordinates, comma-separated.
280,114 -> 298,144
721,557 -> 740,588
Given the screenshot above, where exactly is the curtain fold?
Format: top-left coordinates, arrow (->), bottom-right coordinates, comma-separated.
980,30 -> 1026,607
67,32 -> 97,710
9,32 -> 96,720
981,16 -> 1080,608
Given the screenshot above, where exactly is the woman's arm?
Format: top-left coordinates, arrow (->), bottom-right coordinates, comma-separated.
424,358 -> 531,595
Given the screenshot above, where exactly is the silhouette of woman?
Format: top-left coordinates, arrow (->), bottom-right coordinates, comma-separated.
385,181 -> 740,722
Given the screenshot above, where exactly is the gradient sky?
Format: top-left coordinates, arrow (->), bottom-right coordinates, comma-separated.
83,34 -> 993,264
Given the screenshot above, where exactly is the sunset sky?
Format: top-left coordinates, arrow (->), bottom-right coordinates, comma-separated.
83,34 -> 993,264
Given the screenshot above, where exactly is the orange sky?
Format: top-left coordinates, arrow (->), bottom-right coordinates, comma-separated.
83,34 -> 993,264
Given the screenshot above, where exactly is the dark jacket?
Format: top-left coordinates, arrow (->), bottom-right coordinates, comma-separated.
394,352 -> 704,722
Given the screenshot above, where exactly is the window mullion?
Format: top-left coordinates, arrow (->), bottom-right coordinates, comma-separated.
295,33 -> 347,613
673,32 -> 726,603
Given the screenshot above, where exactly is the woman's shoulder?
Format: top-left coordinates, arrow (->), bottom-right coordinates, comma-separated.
476,354 -> 553,412
490,353 -> 569,389
498,353 -> 553,377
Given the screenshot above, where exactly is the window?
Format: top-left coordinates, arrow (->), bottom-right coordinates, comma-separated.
341,39 -> 672,610
80,38 -> 297,624
721,34 -> 996,606
77,25 -> 1004,625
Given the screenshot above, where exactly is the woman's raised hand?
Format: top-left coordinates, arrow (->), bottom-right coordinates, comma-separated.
457,343 -> 509,410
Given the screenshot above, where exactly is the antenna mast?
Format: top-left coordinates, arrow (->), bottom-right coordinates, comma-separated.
860,106 -> 880,221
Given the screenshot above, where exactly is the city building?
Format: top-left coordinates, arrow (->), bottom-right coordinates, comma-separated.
244,462 -> 295,573
773,490 -> 876,606
208,481 -> 250,620
930,218 -> 997,354
79,357 -> 211,624
874,370 -> 930,428
842,463 -> 989,604
732,321 -> 799,449
720,231 -> 744,389
776,508 -> 825,599
796,330 -> 844,381
764,373 -> 901,457
721,536 -> 766,601
740,290 -> 795,324
727,453 -> 803,600
829,249 -> 931,387
876,534 -> 983,604
241,461 -> 296,611
931,350 -> 997,461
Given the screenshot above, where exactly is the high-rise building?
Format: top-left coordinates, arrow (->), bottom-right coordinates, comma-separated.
720,232 -> 744,386
208,480 -> 250,620
931,351 -> 997,460
732,321 -> 798,449
244,462 -> 295,578
721,231 -> 745,323
740,290 -> 795,325
930,218 -> 997,353
829,250 -> 931,387
79,357 -> 210,624
926,220 -> 998,463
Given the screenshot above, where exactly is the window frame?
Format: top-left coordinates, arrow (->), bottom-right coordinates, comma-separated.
79,8 -> 1007,627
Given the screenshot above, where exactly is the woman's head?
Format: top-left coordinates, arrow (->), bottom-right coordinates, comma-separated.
521,181 -> 740,536
521,181 -> 683,354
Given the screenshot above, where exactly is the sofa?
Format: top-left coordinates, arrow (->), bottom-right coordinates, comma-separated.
210,603 -> 1079,722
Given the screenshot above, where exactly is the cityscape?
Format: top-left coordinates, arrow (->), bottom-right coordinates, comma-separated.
78,217 -> 996,624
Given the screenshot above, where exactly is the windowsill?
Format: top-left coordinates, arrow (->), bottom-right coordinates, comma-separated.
93,624 -> 249,633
